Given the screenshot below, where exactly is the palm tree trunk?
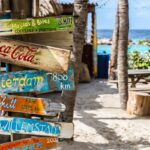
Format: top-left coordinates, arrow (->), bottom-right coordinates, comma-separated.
2,0 -> 10,12
61,0 -> 88,122
109,6 -> 119,80
118,0 -> 129,110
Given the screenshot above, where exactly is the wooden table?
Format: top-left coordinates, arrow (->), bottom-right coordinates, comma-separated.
145,77 -> 150,82
128,69 -> 150,87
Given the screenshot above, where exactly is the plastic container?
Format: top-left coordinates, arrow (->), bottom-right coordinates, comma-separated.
97,53 -> 110,79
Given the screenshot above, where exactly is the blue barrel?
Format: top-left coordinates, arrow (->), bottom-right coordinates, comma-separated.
0,11 -> 11,19
97,54 -> 110,79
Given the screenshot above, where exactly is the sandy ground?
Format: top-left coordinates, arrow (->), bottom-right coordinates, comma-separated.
56,80 -> 150,150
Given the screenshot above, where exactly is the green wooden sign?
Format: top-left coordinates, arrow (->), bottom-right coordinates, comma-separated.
0,16 -> 74,36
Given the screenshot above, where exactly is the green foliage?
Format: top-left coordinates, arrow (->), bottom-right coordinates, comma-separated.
138,40 -> 147,45
137,40 -> 150,46
128,50 -> 150,69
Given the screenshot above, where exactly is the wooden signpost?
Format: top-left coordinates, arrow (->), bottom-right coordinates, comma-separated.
0,11 -> 74,149
0,16 -> 74,36
0,137 -> 58,150
0,117 -> 60,136
0,69 -> 74,93
0,38 -> 71,73
0,94 -> 66,115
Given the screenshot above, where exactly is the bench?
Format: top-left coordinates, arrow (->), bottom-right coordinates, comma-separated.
109,79 -> 148,88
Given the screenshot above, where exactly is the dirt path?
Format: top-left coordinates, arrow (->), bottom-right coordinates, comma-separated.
57,80 -> 150,150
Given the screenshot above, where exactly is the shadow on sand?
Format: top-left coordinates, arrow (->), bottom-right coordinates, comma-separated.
59,80 -> 150,150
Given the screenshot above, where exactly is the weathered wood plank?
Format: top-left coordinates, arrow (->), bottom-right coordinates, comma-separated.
0,70 -> 49,93
0,95 -> 66,115
21,31 -> 73,50
0,69 -> 75,93
0,117 -> 74,139
0,137 -> 58,150
0,38 -> 71,73
59,122 -> 74,139
0,16 -> 74,36
1,0 -> 10,12
0,117 -> 61,136
10,0 -> 32,19
47,67 -> 75,91
32,0 -> 63,17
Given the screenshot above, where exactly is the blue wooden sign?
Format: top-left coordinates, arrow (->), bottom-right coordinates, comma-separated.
48,67 -> 75,91
0,117 -> 60,137
0,68 -> 75,93
0,70 -> 49,93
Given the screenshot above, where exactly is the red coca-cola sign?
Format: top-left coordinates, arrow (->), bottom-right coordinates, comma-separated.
0,45 -> 37,63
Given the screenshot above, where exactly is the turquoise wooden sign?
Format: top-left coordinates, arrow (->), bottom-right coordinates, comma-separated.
0,16 -> 74,36
0,117 -> 60,137
0,68 -> 75,94
0,70 -> 49,93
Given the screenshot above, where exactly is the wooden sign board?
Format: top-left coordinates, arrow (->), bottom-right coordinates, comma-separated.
22,31 -> 73,50
0,16 -> 74,36
0,117 -> 60,137
0,95 -> 66,116
0,137 -> 58,150
0,117 -> 74,139
0,38 -> 71,73
0,70 -> 49,93
0,69 -> 75,94
48,67 -> 75,91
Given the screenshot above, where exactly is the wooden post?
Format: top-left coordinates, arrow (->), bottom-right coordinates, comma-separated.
61,0 -> 88,123
2,0 -> 10,12
32,0 -> 40,17
10,134 -> 14,142
109,6 -> 119,80
91,11 -> 97,77
10,0 -> 32,18
0,0 -> 2,13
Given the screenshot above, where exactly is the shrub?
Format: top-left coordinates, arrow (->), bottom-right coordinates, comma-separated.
128,50 -> 150,69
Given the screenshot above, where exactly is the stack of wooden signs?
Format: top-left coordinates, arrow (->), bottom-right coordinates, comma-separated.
0,15 -> 74,150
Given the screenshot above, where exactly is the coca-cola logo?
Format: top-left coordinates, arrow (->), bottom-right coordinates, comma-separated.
0,44 -> 37,63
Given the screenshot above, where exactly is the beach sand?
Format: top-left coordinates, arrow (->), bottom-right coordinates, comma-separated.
56,80 -> 150,150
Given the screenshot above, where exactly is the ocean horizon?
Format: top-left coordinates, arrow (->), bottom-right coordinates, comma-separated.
97,29 -> 150,40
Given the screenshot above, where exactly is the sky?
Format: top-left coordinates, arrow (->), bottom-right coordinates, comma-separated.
92,0 -> 150,30
61,0 -> 150,30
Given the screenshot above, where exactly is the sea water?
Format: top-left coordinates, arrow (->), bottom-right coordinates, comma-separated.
97,29 -> 150,54
98,44 -> 150,55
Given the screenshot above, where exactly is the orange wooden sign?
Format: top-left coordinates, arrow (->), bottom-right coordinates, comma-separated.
0,137 -> 58,150
0,95 -> 66,116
